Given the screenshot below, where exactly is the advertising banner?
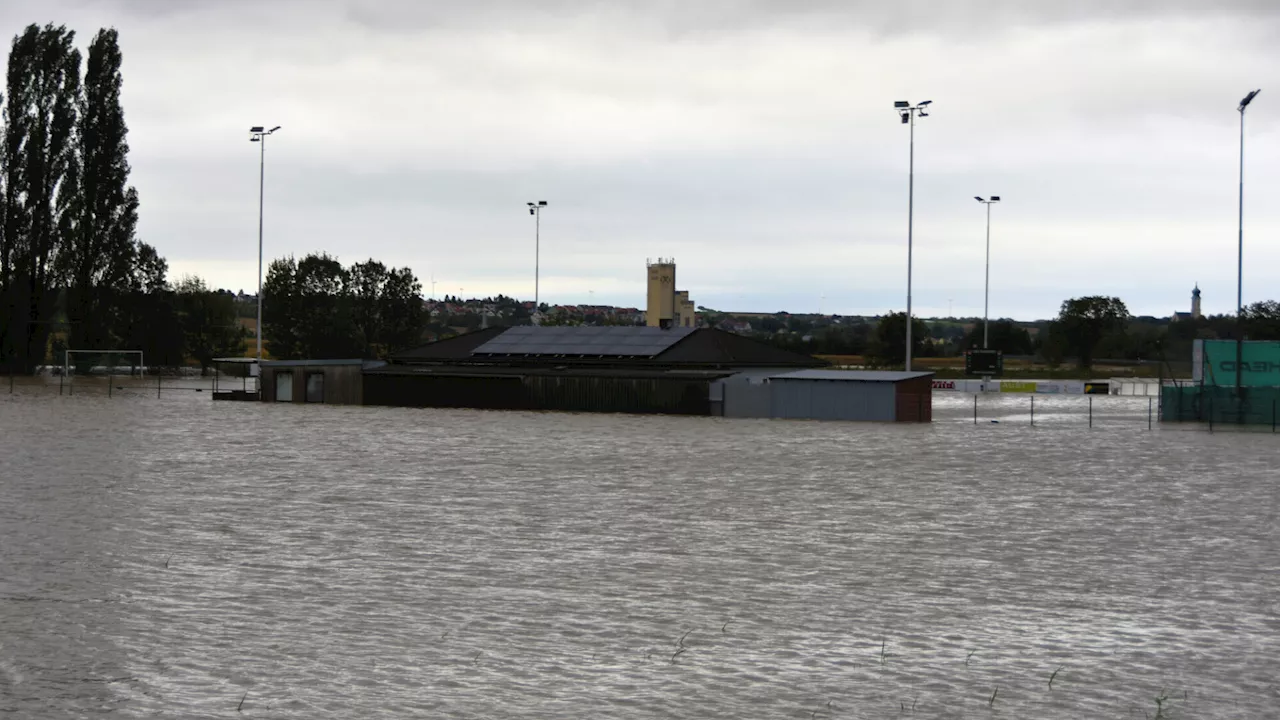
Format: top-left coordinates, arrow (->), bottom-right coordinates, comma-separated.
1034,381 -> 1087,395
1200,340 -> 1280,387
1000,381 -> 1037,393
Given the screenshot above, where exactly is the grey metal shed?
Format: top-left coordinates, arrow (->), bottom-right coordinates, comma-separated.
719,369 -> 934,422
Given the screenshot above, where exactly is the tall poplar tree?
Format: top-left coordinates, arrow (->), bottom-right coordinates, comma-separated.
61,27 -> 140,351
0,24 -> 81,371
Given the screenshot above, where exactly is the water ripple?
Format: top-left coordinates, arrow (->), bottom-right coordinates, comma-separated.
1,390 -> 1278,718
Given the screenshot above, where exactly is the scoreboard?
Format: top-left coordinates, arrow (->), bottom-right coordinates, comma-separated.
965,349 -> 1003,376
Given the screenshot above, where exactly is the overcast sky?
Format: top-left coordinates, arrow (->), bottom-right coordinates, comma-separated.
2,0 -> 1277,319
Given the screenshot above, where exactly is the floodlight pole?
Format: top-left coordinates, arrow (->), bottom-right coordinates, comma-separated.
256,136 -> 265,362
528,201 -> 548,307
250,125 -> 281,363
984,199 -> 991,349
975,196 -> 1000,349
907,110 -> 915,371
1236,90 -> 1259,395
896,100 -> 931,372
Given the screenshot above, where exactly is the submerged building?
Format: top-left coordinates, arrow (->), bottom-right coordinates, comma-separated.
257,325 -> 934,422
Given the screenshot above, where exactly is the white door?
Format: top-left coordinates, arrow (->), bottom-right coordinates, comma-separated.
275,371 -> 294,402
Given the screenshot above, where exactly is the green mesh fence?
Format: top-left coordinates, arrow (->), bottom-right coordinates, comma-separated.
1162,384 -> 1280,428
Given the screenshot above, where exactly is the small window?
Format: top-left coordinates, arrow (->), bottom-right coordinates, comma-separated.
306,372 -> 325,403
275,371 -> 294,402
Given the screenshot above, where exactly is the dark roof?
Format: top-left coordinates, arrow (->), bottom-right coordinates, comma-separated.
656,328 -> 824,368
474,325 -> 695,358
260,359 -> 367,368
389,326 -> 822,369
365,364 -> 736,381
771,370 -> 934,383
391,326 -> 507,361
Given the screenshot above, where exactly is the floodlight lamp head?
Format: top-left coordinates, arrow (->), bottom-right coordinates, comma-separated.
250,137 -> 260,142
1239,89 -> 1260,111
894,101 -> 909,108
250,126 -> 264,133
538,201 -> 548,206
919,100 -> 932,106
529,208 -> 535,215
269,125 -> 281,133
918,110 -> 928,117
975,196 -> 984,202
901,112 -> 909,124
990,195 -> 1001,202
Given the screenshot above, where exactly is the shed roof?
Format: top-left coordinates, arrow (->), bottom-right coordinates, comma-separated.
771,369 -> 934,382
260,359 -> 367,368
389,326 -> 822,369
474,325 -> 695,358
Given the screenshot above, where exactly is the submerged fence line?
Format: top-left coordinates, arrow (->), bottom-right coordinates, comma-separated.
3,372 -> 254,398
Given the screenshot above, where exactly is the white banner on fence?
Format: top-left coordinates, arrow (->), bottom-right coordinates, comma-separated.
932,378 -> 1088,394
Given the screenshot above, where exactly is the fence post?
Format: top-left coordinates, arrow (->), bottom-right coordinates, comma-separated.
1088,396 -> 1093,428
8,372 -> 12,394
973,394 -> 978,425
1209,395 -> 1214,433
1272,398 -> 1276,434
1148,397 -> 1153,431
108,371 -> 113,398
1031,395 -> 1035,426
158,372 -> 162,398
59,371 -> 64,395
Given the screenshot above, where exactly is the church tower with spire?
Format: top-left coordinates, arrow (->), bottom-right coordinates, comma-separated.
1191,284 -> 1202,319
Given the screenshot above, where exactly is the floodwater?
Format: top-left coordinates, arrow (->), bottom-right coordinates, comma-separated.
2,381 -> 1279,719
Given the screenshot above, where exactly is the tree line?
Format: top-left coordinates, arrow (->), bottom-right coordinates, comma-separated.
262,253 -> 425,359
733,295 -> 1280,370
0,24 -> 261,374
0,24 -> 160,371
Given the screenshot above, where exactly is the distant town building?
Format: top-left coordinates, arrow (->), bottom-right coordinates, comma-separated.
646,258 -> 696,328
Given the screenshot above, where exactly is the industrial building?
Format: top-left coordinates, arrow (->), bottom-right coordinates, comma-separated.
646,259 -> 697,328
255,326 -> 934,422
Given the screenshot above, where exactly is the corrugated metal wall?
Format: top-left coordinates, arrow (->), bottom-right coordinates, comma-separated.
364,374 -> 527,410
363,373 -> 711,415
894,376 -> 932,422
770,379 -> 897,421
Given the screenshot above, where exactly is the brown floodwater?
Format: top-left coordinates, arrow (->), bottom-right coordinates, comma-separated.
2,381 -> 1278,718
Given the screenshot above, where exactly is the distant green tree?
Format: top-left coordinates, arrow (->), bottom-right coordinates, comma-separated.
962,319 -> 1034,355
174,275 -> 244,373
1056,296 -> 1130,369
1242,300 -> 1280,341
867,312 -> 930,367
349,259 -> 425,356
265,253 -> 424,359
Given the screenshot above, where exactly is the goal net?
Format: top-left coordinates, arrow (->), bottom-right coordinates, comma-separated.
64,350 -> 146,378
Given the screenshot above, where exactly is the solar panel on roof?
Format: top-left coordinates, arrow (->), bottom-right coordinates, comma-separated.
472,326 -> 695,357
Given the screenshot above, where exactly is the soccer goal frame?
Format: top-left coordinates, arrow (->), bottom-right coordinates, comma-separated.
64,349 -> 146,378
